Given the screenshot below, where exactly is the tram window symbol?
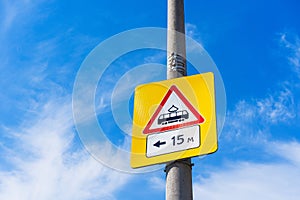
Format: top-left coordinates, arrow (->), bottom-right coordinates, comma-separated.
157,105 -> 189,125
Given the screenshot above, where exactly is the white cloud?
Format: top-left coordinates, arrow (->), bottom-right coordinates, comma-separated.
280,33 -> 300,78
224,82 -> 296,143
223,31 -> 300,144
0,97 -> 131,200
186,23 -> 198,38
188,29 -> 300,200
270,141 -> 300,166
257,83 -> 296,123
0,0 -> 45,32
1,1 -> 18,32
148,176 -> 165,191
194,141 -> 300,200
147,142 -> 300,200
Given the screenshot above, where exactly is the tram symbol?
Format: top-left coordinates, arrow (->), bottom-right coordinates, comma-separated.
142,85 -> 205,135
158,105 -> 189,125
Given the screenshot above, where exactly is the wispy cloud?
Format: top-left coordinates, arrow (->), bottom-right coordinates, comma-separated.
223,82 -> 296,144
186,23 -> 199,39
0,0 -> 46,33
257,83 -> 296,123
193,141 -> 300,200
147,141 -> 300,199
148,176 -> 165,191
270,141 -> 300,166
0,1 -> 18,32
0,96 -> 131,200
279,32 -> 300,78
223,32 -> 300,144
192,31 -> 300,199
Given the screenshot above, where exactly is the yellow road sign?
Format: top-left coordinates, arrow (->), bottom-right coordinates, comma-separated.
131,72 -> 217,168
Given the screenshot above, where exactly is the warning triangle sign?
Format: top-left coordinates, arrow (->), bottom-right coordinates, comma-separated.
143,85 -> 205,134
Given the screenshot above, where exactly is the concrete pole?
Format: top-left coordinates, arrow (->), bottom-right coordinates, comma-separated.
167,0 -> 186,79
166,0 -> 193,200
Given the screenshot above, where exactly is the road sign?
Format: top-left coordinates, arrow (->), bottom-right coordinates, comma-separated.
131,72 -> 217,168
143,85 -> 205,134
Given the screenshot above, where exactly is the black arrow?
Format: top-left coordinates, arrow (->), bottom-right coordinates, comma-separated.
154,140 -> 166,148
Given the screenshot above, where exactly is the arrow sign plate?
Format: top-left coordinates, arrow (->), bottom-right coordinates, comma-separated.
146,125 -> 200,158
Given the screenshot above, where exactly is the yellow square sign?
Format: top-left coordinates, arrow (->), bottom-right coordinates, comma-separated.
131,72 -> 217,168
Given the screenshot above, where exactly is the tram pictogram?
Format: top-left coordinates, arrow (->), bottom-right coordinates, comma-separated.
158,105 -> 189,125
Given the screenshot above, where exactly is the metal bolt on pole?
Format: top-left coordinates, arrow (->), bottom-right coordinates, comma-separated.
166,0 -> 193,200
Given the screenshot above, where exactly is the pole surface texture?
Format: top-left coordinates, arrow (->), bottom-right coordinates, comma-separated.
166,0 -> 193,200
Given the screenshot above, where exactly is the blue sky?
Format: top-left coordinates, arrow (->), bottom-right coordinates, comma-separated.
1,0 -> 300,199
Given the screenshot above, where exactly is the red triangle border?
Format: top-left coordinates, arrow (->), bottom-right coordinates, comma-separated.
143,85 -> 205,134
